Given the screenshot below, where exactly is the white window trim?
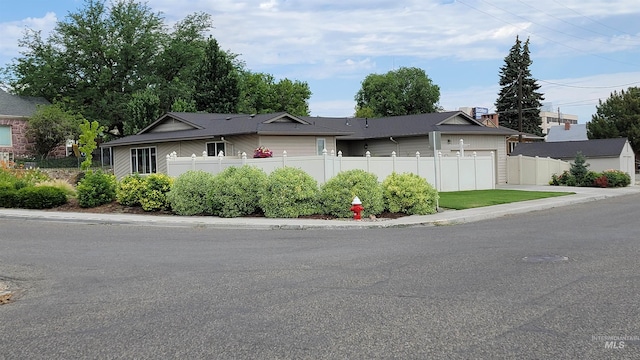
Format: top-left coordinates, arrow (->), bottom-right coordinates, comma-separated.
206,141 -> 227,157
130,146 -> 157,175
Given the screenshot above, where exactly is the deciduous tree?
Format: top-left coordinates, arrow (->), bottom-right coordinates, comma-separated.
355,67 -> 440,118
27,104 -> 83,159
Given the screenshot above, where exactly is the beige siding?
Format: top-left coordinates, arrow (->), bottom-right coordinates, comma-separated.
258,135 -> 336,156
150,119 -> 194,132
227,134 -> 259,157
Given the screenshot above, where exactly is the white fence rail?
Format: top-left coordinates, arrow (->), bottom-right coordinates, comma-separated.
166,150 -> 496,192
507,155 -> 570,185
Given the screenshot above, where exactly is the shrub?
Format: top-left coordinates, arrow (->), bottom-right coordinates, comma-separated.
0,182 -> 18,208
594,175 -> 608,188
602,169 -> 630,187
319,169 -> 384,218
140,173 -> 173,211
35,179 -> 77,198
16,186 -> 68,209
259,167 -> 320,218
76,170 -> 116,208
582,171 -> 601,187
167,170 -> 216,216
382,172 -> 439,215
116,173 -> 146,206
208,166 -> 267,218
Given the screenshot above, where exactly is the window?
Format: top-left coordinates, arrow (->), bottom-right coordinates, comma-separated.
206,142 -> 226,156
316,138 -> 326,155
130,147 -> 157,174
0,126 -> 11,146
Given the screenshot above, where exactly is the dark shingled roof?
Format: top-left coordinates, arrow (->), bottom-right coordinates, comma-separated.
103,110 -> 516,147
306,111 -> 515,140
103,112 -> 357,147
510,138 -> 629,159
0,89 -> 50,117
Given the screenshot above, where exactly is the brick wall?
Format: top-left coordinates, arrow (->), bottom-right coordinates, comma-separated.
0,117 -> 67,158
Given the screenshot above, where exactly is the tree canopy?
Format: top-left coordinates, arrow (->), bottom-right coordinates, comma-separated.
2,0 -> 312,137
587,87 -> 640,158
495,36 -> 544,136
354,67 -> 440,118
27,104 -> 84,159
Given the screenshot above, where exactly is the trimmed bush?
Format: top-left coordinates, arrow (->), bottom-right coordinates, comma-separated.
76,170 -> 116,208
382,172 -> 439,215
319,169 -> 384,218
140,173 -> 173,211
0,182 -> 18,208
16,186 -> 68,209
167,170 -> 216,216
208,166 -> 267,218
259,167 -> 320,218
116,173 -> 145,206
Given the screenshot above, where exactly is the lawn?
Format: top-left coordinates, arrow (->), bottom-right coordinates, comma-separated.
438,189 -> 575,210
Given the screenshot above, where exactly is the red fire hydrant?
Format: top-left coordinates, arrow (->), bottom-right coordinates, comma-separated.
350,196 -> 364,221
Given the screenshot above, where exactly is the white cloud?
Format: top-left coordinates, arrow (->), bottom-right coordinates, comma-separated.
0,12 -> 57,59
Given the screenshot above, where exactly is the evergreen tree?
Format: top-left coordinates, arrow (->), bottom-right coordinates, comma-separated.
193,37 -> 240,113
495,36 -> 544,136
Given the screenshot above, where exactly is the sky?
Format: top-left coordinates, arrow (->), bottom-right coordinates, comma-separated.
1,0 -> 639,123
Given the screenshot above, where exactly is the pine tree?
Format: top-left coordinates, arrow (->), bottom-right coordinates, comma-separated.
495,36 -> 544,136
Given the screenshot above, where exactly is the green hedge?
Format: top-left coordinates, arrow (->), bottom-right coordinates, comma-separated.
208,166 -> 267,218
382,172 -> 438,215
319,169 -> 384,218
259,167 -> 320,218
16,186 -> 68,209
167,170 -> 216,216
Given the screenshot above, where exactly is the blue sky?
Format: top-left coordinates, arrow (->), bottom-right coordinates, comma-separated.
1,0 -> 639,123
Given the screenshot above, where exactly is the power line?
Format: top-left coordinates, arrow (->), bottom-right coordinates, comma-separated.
516,0 -> 640,45
538,79 -> 640,89
454,0 -> 640,68
550,0 -> 639,39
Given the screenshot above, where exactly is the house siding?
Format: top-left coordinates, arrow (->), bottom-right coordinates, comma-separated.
258,135 -> 336,156
110,135 -> 262,178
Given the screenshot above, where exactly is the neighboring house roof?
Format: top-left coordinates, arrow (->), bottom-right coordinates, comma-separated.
546,124 -> 588,142
510,138 -> 629,159
0,88 -> 50,117
102,110 -> 516,147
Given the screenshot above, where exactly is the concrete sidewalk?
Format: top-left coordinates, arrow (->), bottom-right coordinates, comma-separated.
1,185 -> 639,230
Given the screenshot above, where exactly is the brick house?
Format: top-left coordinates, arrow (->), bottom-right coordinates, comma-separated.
0,88 -> 51,160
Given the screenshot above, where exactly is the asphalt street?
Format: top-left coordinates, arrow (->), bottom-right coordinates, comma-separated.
1,192 -> 639,359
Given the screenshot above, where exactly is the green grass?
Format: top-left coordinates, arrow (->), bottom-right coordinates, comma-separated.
438,189 -> 575,210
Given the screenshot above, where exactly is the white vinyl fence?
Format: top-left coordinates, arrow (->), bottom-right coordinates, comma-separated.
507,155 -> 570,185
166,150 -> 496,192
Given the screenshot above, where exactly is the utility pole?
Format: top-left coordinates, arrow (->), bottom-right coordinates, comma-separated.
518,71 -> 523,143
